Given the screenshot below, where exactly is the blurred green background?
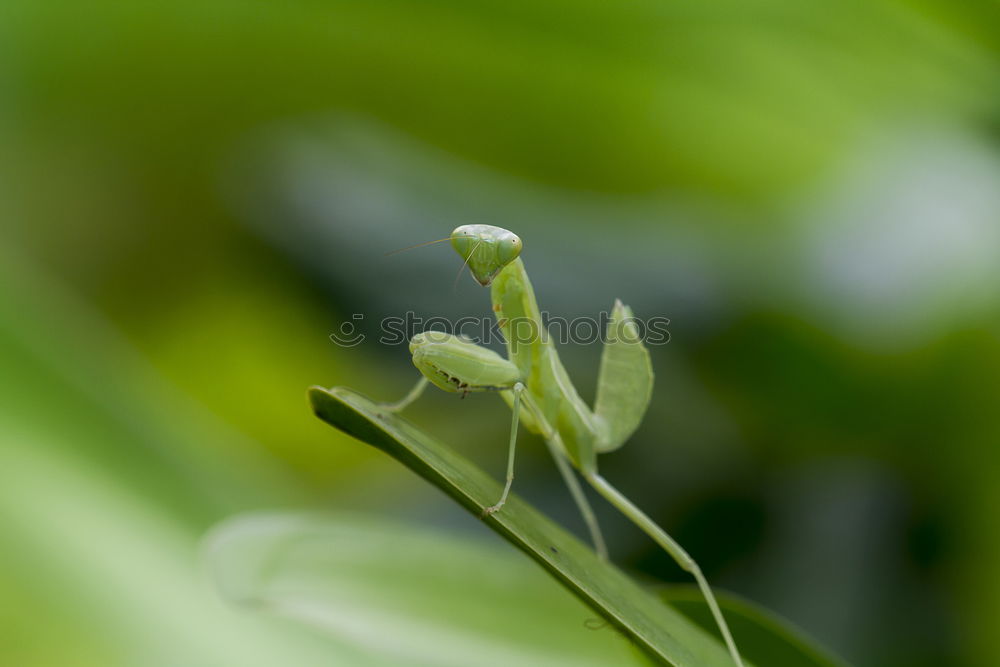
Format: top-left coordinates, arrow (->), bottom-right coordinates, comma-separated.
2,1 -> 999,665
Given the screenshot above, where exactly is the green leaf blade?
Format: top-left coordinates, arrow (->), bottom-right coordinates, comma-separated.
309,385 -> 745,667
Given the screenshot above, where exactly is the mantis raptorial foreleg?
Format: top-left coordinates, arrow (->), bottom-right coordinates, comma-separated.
383,225 -> 744,667
383,336 -> 609,558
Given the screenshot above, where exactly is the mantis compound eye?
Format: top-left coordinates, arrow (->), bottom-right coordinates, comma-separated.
497,233 -> 522,266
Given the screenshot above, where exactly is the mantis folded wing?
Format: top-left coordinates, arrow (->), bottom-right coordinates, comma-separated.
383,225 -> 744,667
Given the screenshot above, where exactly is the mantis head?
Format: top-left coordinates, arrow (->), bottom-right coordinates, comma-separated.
450,225 -> 522,286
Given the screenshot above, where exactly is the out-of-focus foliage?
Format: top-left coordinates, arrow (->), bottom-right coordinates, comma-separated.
660,587 -> 845,667
206,512 -> 657,667
2,1 -> 999,665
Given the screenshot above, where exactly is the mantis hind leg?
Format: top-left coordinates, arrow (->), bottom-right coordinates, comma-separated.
510,392 -> 608,558
544,438 -> 609,560
379,377 -> 429,413
584,472 -> 745,667
483,382 -> 525,516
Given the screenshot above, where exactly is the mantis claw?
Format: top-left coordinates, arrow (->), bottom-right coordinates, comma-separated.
482,502 -> 505,517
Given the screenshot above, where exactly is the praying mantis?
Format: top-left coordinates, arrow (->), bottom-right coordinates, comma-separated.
383,224 -> 744,667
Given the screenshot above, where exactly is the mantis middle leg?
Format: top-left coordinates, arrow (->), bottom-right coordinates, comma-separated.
379,376 -> 429,413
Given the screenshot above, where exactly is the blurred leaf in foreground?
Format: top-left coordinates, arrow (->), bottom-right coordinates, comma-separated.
205,512 -> 654,667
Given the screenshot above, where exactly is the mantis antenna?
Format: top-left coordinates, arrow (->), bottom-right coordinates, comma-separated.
383,237 -> 451,256
452,239 -> 484,290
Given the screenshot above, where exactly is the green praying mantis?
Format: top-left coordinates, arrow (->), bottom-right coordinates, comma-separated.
382,224 -> 744,667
